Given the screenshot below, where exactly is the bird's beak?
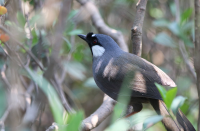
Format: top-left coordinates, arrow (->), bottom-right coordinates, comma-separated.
78,34 -> 87,41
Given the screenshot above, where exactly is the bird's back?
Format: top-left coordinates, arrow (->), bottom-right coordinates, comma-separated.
93,51 -> 176,101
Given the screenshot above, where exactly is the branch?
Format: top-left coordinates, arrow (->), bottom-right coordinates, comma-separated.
52,75 -> 75,113
0,105 -> 12,131
75,0 -> 128,52
131,0 -> 148,56
43,0 -> 74,114
194,0 -> 200,130
81,95 -> 116,131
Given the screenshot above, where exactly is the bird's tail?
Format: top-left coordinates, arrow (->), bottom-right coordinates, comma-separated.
176,109 -> 196,131
149,99 -> 195,131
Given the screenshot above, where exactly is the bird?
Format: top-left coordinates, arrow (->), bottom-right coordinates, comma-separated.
78,32 -> 195,131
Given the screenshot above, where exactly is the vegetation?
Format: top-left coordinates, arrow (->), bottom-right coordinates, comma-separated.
0,0 -> 198,131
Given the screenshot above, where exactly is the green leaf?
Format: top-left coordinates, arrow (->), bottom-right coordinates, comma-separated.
155,83 -> 167,100
5,20 -> 13,26
179,34 -> 194,47
105,119 -> 129,131
152,19 -> 169,27
17,12 -> 26,27
150,8 -> 163,19
68,29 -> 83,36
143,115 -> 163,130
0,84 -> 6,117
66,111 -> 84,131
168,22 -> 180,36
154,32 -> 176,48
169,3 -> 176,16
62,37 -> 72,54
181,8 -> 193,25
72,44 -> 84,61
165,87 -> 177,109
67,10 -> 79,20
180,101 -> 190,114
181,21 -> 194,33
29,14 -> 42,28
171,96 -> 187,115
26,69 -> 64,124
31,29 -> 38,46
64,61 -> 86,80
84,77 -> 98,88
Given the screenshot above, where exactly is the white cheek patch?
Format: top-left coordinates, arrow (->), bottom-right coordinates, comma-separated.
92,34 -> 96,37
92,45 -> 105,57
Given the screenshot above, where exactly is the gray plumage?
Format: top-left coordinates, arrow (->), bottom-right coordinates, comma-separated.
78,32 -> 195,131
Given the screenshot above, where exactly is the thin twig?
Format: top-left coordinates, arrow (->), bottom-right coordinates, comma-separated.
52,75 -> 75,113
178,41 -> 196,80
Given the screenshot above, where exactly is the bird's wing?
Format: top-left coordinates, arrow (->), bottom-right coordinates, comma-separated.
93,52 -> 176,100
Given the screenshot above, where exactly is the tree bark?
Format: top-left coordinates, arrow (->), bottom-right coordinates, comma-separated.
194,0 -> 200,130
131,0 -> 148,56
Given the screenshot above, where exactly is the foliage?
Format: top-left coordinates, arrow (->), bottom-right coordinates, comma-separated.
0,0 -> 197,131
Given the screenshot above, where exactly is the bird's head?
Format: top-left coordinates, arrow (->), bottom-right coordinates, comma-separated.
78,32 -> 120,57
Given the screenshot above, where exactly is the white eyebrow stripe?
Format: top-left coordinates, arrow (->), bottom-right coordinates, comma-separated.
92,34 -> 96,37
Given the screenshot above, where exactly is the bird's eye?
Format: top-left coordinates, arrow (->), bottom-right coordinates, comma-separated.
93,39 -> 97,44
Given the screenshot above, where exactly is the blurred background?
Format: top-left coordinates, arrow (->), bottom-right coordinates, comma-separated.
0,0 -> 198,130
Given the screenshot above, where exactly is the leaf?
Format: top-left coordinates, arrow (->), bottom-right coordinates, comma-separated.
0,83 -> 6,117
179,34 -> 194,47
181,8 -> 193,25
171,96 -> 187,115
143,115 -> 163,130
168,22 -> 180,36
168,22 -> 194,47
64,61 -> 86,80
180,101 -> 190,114
5,20 -> 13,26
165,87 -> 177,109
66,111 -> 84,131
150,8 -> 163,19
154,32 -> 176,48
62,37 -> 72,54
29,14 -> 42,28
67,10 -> 78,20
105,119 -> 129,131
17,12 -> 26,27
72,44 -> 84,61
152,19 -> 169,27
83,77 -> 98,88
181,21 -> 194,34
31,29 -> 38,46
67,29 -> 83,36
155,83 -> 167,100
26,69 -> 64,124
169,3 -> 176,16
